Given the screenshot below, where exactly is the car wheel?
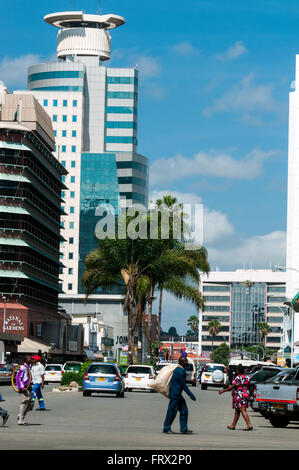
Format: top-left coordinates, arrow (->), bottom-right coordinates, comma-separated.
269,416 -> 290,428
201,384 -> 207,390
83,391 -> 91,397
150,389 -> 155,393
128,388 -> 132,392
192,381 -> 197,387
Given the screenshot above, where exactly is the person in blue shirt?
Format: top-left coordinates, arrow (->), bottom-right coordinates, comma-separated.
163,356 -> 196,434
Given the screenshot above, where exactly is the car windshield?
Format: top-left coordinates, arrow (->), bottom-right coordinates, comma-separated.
88,365 -> 117,375
45,365 -> 62,371
251,369 -> 281,382
205,365 -> 224,372
65,364 -> 81,372
127,366 -> 151,374
265,370 -> 296,383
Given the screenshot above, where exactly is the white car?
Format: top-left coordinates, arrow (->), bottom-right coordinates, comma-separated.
200,363 -> 228,390
124,365 -> 156,392
155,362 -> 173,375
44,364 -> 63,384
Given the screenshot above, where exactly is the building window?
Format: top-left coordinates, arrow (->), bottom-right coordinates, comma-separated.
73,100 -> 77,107
69,253 -> 73,259
63,100 -> 68,107
61,191 -> 65,198
62,145 -> 66,152
71,176 -> 75,183
62,175 -> 66,182
52,115 -> 57,122
68,268 -> 73,275
62,130 -> 67,137
36,324 -> 42,337
59,253 -> 64,259
72,145 -> 76,152
54,130 -> 57,137
70,207 -> 74,214
43,99 -> 48,106
53,99 -> 58,107
71,161 -> 76,168
69,237 -> 74,244
69,222 -> 74,229
70,191 -> 75,198
72,130 -> 77,137
72,115 -> 77,122
61,160 -> 66,167
68,283 -> 73,290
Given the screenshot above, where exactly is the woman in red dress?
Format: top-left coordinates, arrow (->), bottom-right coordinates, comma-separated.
219,364 -> 253,431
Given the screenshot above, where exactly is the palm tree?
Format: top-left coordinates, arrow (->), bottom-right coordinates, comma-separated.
208,320 -> 221,352
187,314 -> 199,353
257,322 -> 271,350
83,214 -> 209,364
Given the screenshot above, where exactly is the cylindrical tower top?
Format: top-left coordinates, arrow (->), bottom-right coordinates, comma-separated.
44,11 -> 125,61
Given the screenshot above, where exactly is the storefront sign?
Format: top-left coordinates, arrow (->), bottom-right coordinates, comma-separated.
5,315 -> 24,332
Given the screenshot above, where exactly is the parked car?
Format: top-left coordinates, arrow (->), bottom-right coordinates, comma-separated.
155,362 -> 173,375
82,362 -> 125,397
62,361 -> 82,374
185,358 -> 197,387
44,364 -> 63,384
0,364 -> 14,383
249,366 -> 282,387
252,367 -> 299,427
200,363 -> 228,390
124,365 -> 156,392
264,368 -> 296,384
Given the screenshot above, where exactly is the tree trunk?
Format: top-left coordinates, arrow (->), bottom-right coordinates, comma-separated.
137,301 -> 143,363
157,285 -> 163,350
147,285 -> 154,354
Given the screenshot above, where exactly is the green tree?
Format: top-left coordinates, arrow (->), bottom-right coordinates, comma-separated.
257,322 -> 271,349
83,210 -> 209,364
210,343 -> 230,366
208,319 -> 221,351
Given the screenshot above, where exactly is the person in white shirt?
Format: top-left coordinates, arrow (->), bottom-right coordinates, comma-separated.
31,355 -> 46,411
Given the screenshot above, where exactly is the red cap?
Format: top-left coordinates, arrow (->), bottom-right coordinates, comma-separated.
32,355 -> 41,361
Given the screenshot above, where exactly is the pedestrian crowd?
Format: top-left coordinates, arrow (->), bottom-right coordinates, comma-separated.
1,353 -> 254,434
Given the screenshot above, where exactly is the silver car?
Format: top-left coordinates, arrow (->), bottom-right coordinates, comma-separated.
0,364 -> 14,383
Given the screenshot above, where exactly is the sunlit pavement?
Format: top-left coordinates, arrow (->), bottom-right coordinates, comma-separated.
0,382 -> 299,450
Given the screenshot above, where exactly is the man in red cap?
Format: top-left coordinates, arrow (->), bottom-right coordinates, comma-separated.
31,355 -> 46,411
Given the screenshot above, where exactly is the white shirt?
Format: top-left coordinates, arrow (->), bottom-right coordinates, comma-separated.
31,362 -> 45,384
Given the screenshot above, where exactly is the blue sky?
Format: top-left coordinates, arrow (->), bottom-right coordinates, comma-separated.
1,0 -> 297,333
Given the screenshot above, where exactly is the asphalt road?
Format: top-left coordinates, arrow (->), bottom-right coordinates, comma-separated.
0,381 -> 299,450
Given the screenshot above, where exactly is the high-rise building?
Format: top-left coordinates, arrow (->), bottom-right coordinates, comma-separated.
199,270 -> 287,360
15,9 -> 149,359
286,58 -> 299,363
0,87 -> 67,344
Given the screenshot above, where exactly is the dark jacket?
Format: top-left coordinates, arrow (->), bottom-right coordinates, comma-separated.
169,366 -> 196,400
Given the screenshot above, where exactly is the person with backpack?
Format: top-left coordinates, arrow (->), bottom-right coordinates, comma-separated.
163,356 -> 196,434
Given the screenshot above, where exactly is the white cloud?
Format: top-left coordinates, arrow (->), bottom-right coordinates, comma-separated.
149,189 -> 234,245
0,53 -> 57,90
136,56 -> 161,79
150,148 -> 276,186
171,41 -> 199,56
207,231 -> 286,270
0,54 -> 40,89
204,74 -> 281,118
216,41 -> 247,61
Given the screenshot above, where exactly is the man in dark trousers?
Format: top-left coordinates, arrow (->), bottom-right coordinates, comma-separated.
163,356 -> 196,434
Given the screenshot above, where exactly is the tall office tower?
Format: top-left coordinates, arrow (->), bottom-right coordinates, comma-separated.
286,57 -> 299,363
0,88 -> 67,339
199,270 -> 287,361
18,10 -> 149,359
24,10 -> 149,297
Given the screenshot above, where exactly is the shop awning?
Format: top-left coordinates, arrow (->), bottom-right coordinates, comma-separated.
18,337 -> 59,354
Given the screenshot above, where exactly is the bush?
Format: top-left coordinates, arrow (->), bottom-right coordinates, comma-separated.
61,371 -> 84,386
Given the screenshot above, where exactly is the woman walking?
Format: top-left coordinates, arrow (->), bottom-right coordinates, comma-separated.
218,364 -> 253,431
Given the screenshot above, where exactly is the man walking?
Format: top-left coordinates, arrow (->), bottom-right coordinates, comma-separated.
31,355 -> 46,411
163,356 -> 196,434
16,355 -> 33,425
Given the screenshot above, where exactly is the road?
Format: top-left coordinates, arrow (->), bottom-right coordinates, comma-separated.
0,381 -> 299,450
